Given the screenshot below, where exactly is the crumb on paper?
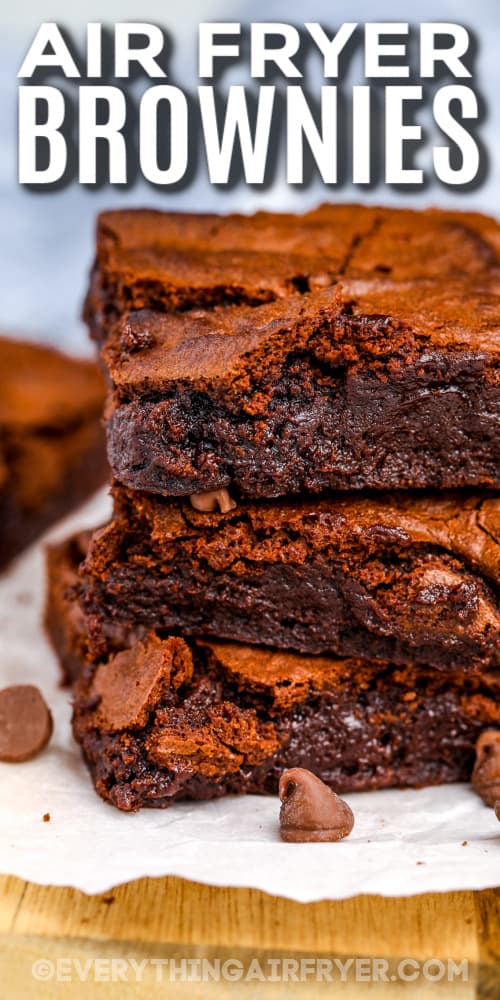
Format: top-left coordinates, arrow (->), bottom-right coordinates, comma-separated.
16,592 -> 33,606
42,813 -> 50,822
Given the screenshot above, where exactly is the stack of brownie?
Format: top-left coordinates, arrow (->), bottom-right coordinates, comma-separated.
46,204 -> 500,811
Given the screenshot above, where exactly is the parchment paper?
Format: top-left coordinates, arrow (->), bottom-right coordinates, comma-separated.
0,490 -> 498,901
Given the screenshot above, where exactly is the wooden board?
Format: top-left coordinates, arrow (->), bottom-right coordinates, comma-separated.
0,877 -> 498,997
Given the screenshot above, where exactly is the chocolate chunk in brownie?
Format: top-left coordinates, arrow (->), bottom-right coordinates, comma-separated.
77,485 -> 500,673
84,204 -> 500,497
0,337 -> 108,569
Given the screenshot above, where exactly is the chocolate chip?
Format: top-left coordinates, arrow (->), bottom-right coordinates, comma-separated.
0,685 -> 53,762
279,767 -> 354,843
190,489 -> 236,514
471,730 -> 500,807
42,813 -> 50,822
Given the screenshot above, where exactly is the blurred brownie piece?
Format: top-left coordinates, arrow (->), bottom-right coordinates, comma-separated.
78,486 -> 500,673
45,529 -> 500,811
0,337 -> 107,569
84,205 -> 500,497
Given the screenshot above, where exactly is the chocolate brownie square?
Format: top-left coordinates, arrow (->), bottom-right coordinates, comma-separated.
78,485 -> 500,673
0,337 -> 107,569
46,530 -> 500,812
84,205 -> 500,497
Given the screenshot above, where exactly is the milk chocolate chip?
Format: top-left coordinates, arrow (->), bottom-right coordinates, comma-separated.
0,685 -> 53,762
471,730 -> 500,807
190,489 -> 236,514
279,767 -> 354,843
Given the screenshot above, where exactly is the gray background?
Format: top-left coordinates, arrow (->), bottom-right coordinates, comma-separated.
2,0 -> 499,352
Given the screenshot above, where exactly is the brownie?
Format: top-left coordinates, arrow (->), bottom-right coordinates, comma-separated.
0,337 -> 108,569
84,205 -> 500,497
46,531 -> 500,811
77,485 -> 500,672
74,638 -> 500,812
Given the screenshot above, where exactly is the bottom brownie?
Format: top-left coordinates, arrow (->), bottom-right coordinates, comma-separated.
47,534 -> 500,812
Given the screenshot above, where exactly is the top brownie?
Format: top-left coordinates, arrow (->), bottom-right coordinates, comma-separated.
85,204 -> 500,498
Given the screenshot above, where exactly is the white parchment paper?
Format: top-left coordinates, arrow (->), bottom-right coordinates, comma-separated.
0,490 -> 498,901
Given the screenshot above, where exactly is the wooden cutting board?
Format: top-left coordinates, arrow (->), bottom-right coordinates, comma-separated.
0,877 -> 498,997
